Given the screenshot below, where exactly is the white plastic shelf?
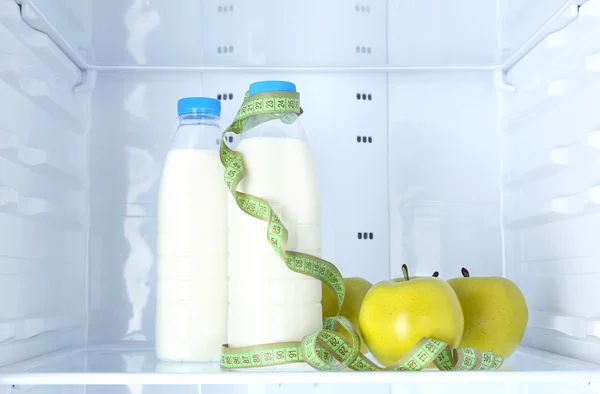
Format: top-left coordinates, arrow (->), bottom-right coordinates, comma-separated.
0,0 -> 81,87
502,2 -> 579,71
0,131 -> 84,190
507,0 -> 600,88
0,52 -> 84,132
0,346 -> 598,385
0,316 -> 81,345
504,146 -> 569,189
0,185 -> 83,230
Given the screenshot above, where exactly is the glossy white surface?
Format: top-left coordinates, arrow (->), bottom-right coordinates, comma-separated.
0,0 -> 89,367
2,385 -> 392,394
0,345 -> 599,386
499,0 -> 572,61
502,0 -> 600,364
17,0 -> 585,67
200,0 -> 387,67
388,0 -> 499,66
388,70 -> 502,279
3,385 -> 600,394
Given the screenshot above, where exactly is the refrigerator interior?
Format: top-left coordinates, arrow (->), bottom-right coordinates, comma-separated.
2,0 -> 600,391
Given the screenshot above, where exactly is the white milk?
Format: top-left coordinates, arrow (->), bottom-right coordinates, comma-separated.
228,137 -> 322,347
156,149 -> 228,362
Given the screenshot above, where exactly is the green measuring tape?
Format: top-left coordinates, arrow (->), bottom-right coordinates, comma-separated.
219,90 -> 504,372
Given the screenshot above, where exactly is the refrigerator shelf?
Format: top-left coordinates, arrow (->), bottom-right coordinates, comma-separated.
0,345 -> 598,386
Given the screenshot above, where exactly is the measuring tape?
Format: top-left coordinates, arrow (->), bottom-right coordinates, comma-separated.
219,90 -> 504,372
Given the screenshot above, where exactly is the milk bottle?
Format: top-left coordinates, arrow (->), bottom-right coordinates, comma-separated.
156,97 -> 227,362
228,81 -> 322,347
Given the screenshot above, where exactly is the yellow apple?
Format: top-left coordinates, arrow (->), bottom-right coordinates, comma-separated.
359,265 -> 464,366
322,277 -> 372,354
447,268 -> 528,359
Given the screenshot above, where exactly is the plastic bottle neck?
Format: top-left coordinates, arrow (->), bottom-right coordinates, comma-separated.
178,113 -> 220,126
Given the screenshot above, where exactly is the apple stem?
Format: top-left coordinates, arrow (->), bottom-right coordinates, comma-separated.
461,267 -> 470,278
402,264 -> 410,281
432,271 -> 439,277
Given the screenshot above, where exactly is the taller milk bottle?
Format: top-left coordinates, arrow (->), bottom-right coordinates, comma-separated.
228,81 -> 322,347
156,97 -> 227,362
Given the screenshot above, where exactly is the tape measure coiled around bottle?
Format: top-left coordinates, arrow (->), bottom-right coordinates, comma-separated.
219,91 -> 504,372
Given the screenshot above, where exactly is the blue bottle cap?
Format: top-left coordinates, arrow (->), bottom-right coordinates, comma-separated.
249,80 -> 297,97
177,97 -> 221,116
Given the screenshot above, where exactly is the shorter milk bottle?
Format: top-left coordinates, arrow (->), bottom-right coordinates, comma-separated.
156,97 -> 227,362
228,81 -> 322,348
